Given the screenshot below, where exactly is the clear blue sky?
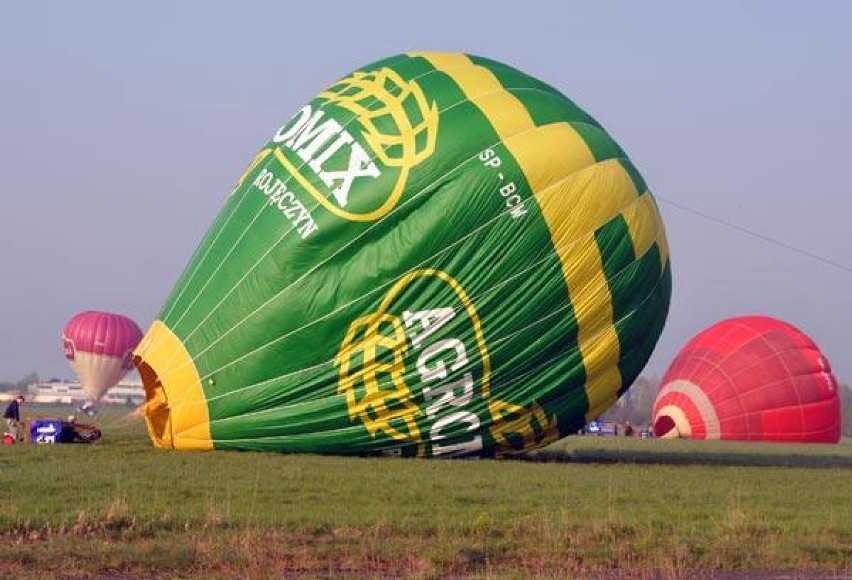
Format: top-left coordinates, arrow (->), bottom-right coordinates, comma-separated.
1,1 -> 850,382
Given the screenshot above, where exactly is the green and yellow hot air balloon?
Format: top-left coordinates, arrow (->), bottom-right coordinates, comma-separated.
134,52 -> 671,457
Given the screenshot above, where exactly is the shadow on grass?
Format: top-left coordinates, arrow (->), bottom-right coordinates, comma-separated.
519,447 -> 852,469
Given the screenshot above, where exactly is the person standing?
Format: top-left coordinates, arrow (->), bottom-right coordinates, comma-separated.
4,395 -> 24,442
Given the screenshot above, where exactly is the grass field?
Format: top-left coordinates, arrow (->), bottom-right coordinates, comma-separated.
2,404 -> 851,579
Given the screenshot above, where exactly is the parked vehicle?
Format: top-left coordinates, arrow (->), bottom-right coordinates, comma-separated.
583,420 -> 618,436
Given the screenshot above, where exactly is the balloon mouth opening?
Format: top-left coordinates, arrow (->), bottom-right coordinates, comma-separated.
654,415 -> 676,437
133,355 -> 172,447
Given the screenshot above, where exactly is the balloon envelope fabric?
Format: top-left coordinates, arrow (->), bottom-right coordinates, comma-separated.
653,316 -> 840,443
134,52 -> 672,456
63,311 -> 143,401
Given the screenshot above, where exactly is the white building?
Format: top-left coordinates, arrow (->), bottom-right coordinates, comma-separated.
27,378 -> 145,405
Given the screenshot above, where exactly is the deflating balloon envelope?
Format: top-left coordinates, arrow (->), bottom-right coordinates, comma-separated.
134,52 -> 672,456
653,316 -> 840,443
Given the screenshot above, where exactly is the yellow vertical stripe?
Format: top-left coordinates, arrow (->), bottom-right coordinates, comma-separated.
623,193 -> 669,270
532,161 -> 640,421
506,123 -> 598,187
411,52 -> 535,136
412,51 -> 640,422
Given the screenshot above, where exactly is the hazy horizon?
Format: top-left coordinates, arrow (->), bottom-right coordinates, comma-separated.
2,1 -> 850,385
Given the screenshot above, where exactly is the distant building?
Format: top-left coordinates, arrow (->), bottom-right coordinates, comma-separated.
26,378 -> 144,405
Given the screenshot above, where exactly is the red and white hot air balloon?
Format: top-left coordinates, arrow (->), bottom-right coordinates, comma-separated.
62,311 -> 144,402
653,316 -> 840,443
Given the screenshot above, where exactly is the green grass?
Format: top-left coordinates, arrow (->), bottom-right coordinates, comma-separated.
2,405 -> 851,578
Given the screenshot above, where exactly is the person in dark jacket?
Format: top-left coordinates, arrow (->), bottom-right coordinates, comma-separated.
4,395 -> 24,442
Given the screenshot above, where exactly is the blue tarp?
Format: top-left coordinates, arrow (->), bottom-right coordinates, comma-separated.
30,419 -> 64,444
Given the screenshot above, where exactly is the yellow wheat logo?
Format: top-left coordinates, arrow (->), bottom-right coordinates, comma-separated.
335,269 -> 560,456
320,68 -> 438,169
336,312 -> 421,442
241,68 -> 439,221
335,270 -> 484,447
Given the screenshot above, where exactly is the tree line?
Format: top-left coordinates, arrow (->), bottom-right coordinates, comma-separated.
0,372 -> 40,394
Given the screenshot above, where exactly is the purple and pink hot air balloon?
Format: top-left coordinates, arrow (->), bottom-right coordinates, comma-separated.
62,311 -> 143,402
